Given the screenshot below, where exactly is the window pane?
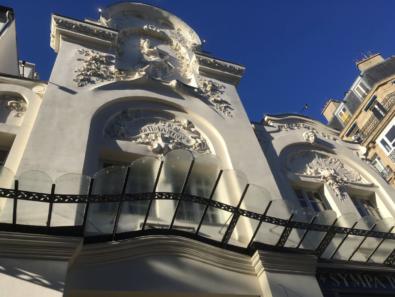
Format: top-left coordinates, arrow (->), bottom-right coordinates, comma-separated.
351,196 -> 381,220
294,189 -> 307,207
385,125 -> 395,143
380,139 -> 391,152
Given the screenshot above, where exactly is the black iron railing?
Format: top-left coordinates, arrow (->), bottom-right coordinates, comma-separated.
0,182 -> 394,266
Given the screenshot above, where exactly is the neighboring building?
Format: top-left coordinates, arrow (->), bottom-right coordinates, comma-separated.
322,54 -> 395,186
0,3 -> 394,297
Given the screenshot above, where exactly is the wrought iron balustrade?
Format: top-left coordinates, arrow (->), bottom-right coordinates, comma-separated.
0,185 -> 394,267
0,149 -> 393,267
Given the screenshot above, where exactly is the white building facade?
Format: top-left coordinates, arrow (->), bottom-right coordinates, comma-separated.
0,3 -> 394,297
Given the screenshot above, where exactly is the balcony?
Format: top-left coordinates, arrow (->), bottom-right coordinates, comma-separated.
0,150 -> 394,267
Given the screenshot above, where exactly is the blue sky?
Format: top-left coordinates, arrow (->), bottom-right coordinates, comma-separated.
3,0 -> 395,122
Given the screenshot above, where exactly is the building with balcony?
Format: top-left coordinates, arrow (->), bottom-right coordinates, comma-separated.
0,3 -> 395,297
322,54 -> 395,186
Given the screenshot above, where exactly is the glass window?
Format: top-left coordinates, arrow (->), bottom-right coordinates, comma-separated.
385,126 -> 395,143
381,139 -> 392,152
364,96 -> 377,111
351,196 -> 382,219
378,120 -> 395,156
0,149 -> 8,166
293,188 -> 327,212
337,106 -> 351,125
354,83 -> 368,99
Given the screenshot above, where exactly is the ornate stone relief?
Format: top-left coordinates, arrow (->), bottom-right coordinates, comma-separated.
71,11 -> 235,118
113,23 -> 199,87
303,131 -> 316,144
105,110 -> 210,155
73,48 -> 234,117
197,78 -> 233,117
7,100 -> 27,117
0,94 -> 27,117
74,49 -> 117,87
266,119 -> 338,142
288,151 -> 367,199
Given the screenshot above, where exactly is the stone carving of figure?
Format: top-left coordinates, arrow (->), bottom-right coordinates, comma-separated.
303,131 -> 316,144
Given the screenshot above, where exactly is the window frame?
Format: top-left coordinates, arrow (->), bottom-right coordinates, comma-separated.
377,117 -> 395,157
293,187 -> 328,213
350,194 -> 382,220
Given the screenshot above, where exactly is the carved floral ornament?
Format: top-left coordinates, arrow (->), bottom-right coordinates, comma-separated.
287,151 -> 369,200
105,109 -> 211,155
72,22 -> 234,118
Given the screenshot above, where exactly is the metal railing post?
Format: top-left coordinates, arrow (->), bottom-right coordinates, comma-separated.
46,184 -> 56,227
329,221 -> 358,259
82,178 -> 95,235
142,161 -> 164,231
12,180 -> 18,225
169,160 -> 195,230
221,184 -> 249,246
112,167 -> 131,241
247,200 -> 273,249
195,170 -> 223,236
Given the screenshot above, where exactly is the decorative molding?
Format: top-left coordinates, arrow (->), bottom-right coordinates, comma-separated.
7,100 -> 26,116
131,119 -> 210,154
265,115 -> 340,141
74,235 -> 254,275
32,85 -> 47,97
0,94 -> 27,117
197,78 -> 233,117
105,110 -> 211,155
196,54 -> 245,77
0,231 -> 81,260
288,151 -> 367,199
252,250 -> 318,276
51,15 -> 118,51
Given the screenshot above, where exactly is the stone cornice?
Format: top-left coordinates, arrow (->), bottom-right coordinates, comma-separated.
50,14 -> 118,52
73,235 -> 255,275
196,53 -> 245,85
264,114 -> 340,137
0,231 -> 81,260
318,260 -> 395,273
252,250 -> 318,276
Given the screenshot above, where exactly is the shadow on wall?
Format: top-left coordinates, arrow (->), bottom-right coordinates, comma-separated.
255,129 -> 296,201
65,254 -> 258,294
0,258 -> 67,292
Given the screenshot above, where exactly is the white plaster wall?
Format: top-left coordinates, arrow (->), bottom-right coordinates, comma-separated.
0,258 -> 68,297
65,254 -> 260,296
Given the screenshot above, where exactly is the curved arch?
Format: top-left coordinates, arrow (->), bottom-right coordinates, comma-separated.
0,84 -> 43,174
82,97 -> 233,175
279,142 -> 395,218
101,2 -> 202,46
280,142 -> 384,189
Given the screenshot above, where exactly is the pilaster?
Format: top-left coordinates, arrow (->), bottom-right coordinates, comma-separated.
252,250 -> 324,297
